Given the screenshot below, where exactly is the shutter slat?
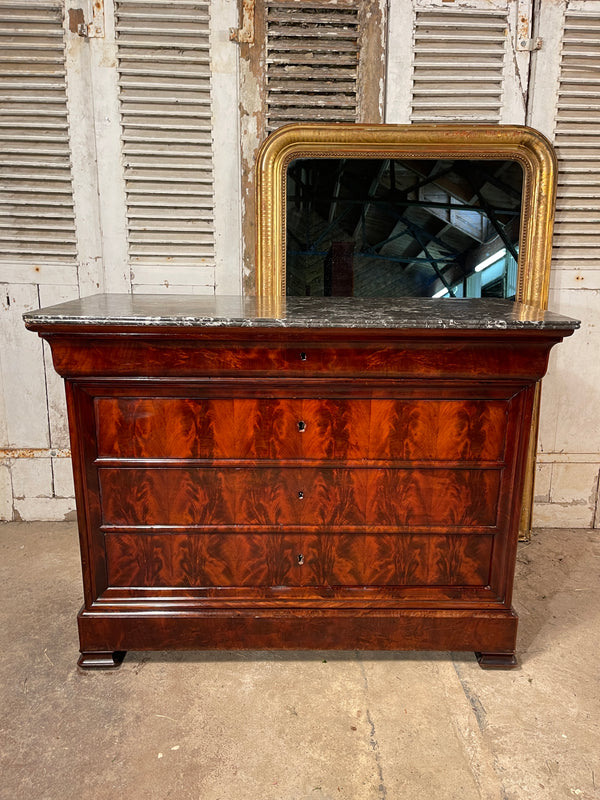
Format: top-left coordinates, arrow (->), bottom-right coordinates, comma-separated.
117,51 -> 210,63
268,79 -> 357,93
128,211 -> 211,219
124,165 -> 212,176
268,94 -> 356,108
267,65 -> 356,80
120,131 -> 212,142
0,0 -> 75,266
116,35 -> 209,48
267,39 -> 359,53
117,11 -> 209,23
127,200 -> 213,210
267,10 -> 358,25
125,184 -> 213,195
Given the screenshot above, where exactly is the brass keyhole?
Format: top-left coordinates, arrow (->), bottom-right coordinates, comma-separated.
297,554 -> 304,565
298,491 -> 304,500
297,420 -> 306,432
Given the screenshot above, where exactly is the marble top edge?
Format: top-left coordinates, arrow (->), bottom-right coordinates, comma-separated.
23,294 -> 581,331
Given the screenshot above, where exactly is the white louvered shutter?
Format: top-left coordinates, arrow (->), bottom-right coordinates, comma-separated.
0,1 -> 76,268
552,8 -> 600,272
388,0 -> 530,126
411,9 -> 508,124
114,0 -> 215,290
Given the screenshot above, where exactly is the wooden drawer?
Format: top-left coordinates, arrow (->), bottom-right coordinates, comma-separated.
98,466 -> 501,529
105,531 -> 494,589
46,334 -> 559,381
96,396 -> 508,462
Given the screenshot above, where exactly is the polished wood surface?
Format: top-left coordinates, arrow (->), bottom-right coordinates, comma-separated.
105,531 -> 493,588
44,328 -> 560,379
29,316 -> 575,669
96,396 -> 508,461
98,467 -> 501,528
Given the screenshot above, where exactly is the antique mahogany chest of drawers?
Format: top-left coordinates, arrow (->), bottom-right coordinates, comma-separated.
24,295 -> 578,669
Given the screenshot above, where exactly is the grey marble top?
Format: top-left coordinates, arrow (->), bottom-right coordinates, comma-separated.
23,294 -> 580,331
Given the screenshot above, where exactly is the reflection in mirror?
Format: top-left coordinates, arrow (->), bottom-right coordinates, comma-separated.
286,158 -> 523,299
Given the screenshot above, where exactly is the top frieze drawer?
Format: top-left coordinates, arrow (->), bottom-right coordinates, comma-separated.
46,335 -> 554,381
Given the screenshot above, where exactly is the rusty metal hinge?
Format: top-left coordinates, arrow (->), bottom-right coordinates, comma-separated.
230,0 -> 255,44
68,2 -> 105,39
516,3 -> 542,52
517,36 -> 542,52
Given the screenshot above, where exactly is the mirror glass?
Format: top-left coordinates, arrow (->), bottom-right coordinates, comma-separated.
286,158 -> 523,299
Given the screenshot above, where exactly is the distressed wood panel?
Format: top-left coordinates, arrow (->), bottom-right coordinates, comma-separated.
265,2 -> 360,130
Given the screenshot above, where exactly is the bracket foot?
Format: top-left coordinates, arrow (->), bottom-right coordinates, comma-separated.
77,650 -> 126,670
475,651 -> 518,670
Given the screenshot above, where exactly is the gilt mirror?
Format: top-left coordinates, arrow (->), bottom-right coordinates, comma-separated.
255,123 -> 556,306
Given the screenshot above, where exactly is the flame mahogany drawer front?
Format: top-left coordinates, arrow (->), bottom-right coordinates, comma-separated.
23,295 -> 579,669
98,466 -> 501,529
105,531 -> 494,589
95,396 -> 508,462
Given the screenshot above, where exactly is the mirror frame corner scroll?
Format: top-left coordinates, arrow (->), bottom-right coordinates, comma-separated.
254,123 -> 558,540
255,122 -> 557,306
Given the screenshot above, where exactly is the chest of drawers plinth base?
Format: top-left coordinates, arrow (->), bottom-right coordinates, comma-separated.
77,608 -> 518,669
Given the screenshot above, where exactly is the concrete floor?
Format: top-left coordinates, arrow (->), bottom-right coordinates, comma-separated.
0,522 -> 598,800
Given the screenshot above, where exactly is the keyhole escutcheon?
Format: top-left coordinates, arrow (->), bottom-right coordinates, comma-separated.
297,420 -> 306,432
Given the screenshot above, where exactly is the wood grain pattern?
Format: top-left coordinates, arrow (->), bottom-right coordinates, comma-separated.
105,531 -> 493,588
44,329 -> 559,381
96,396 -> 508,462
98,467 -> 501,528
77,607 -> 519,655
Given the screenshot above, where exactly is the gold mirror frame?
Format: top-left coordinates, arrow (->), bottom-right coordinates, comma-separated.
256,122 -> 556,303
255,123 -> 557,538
